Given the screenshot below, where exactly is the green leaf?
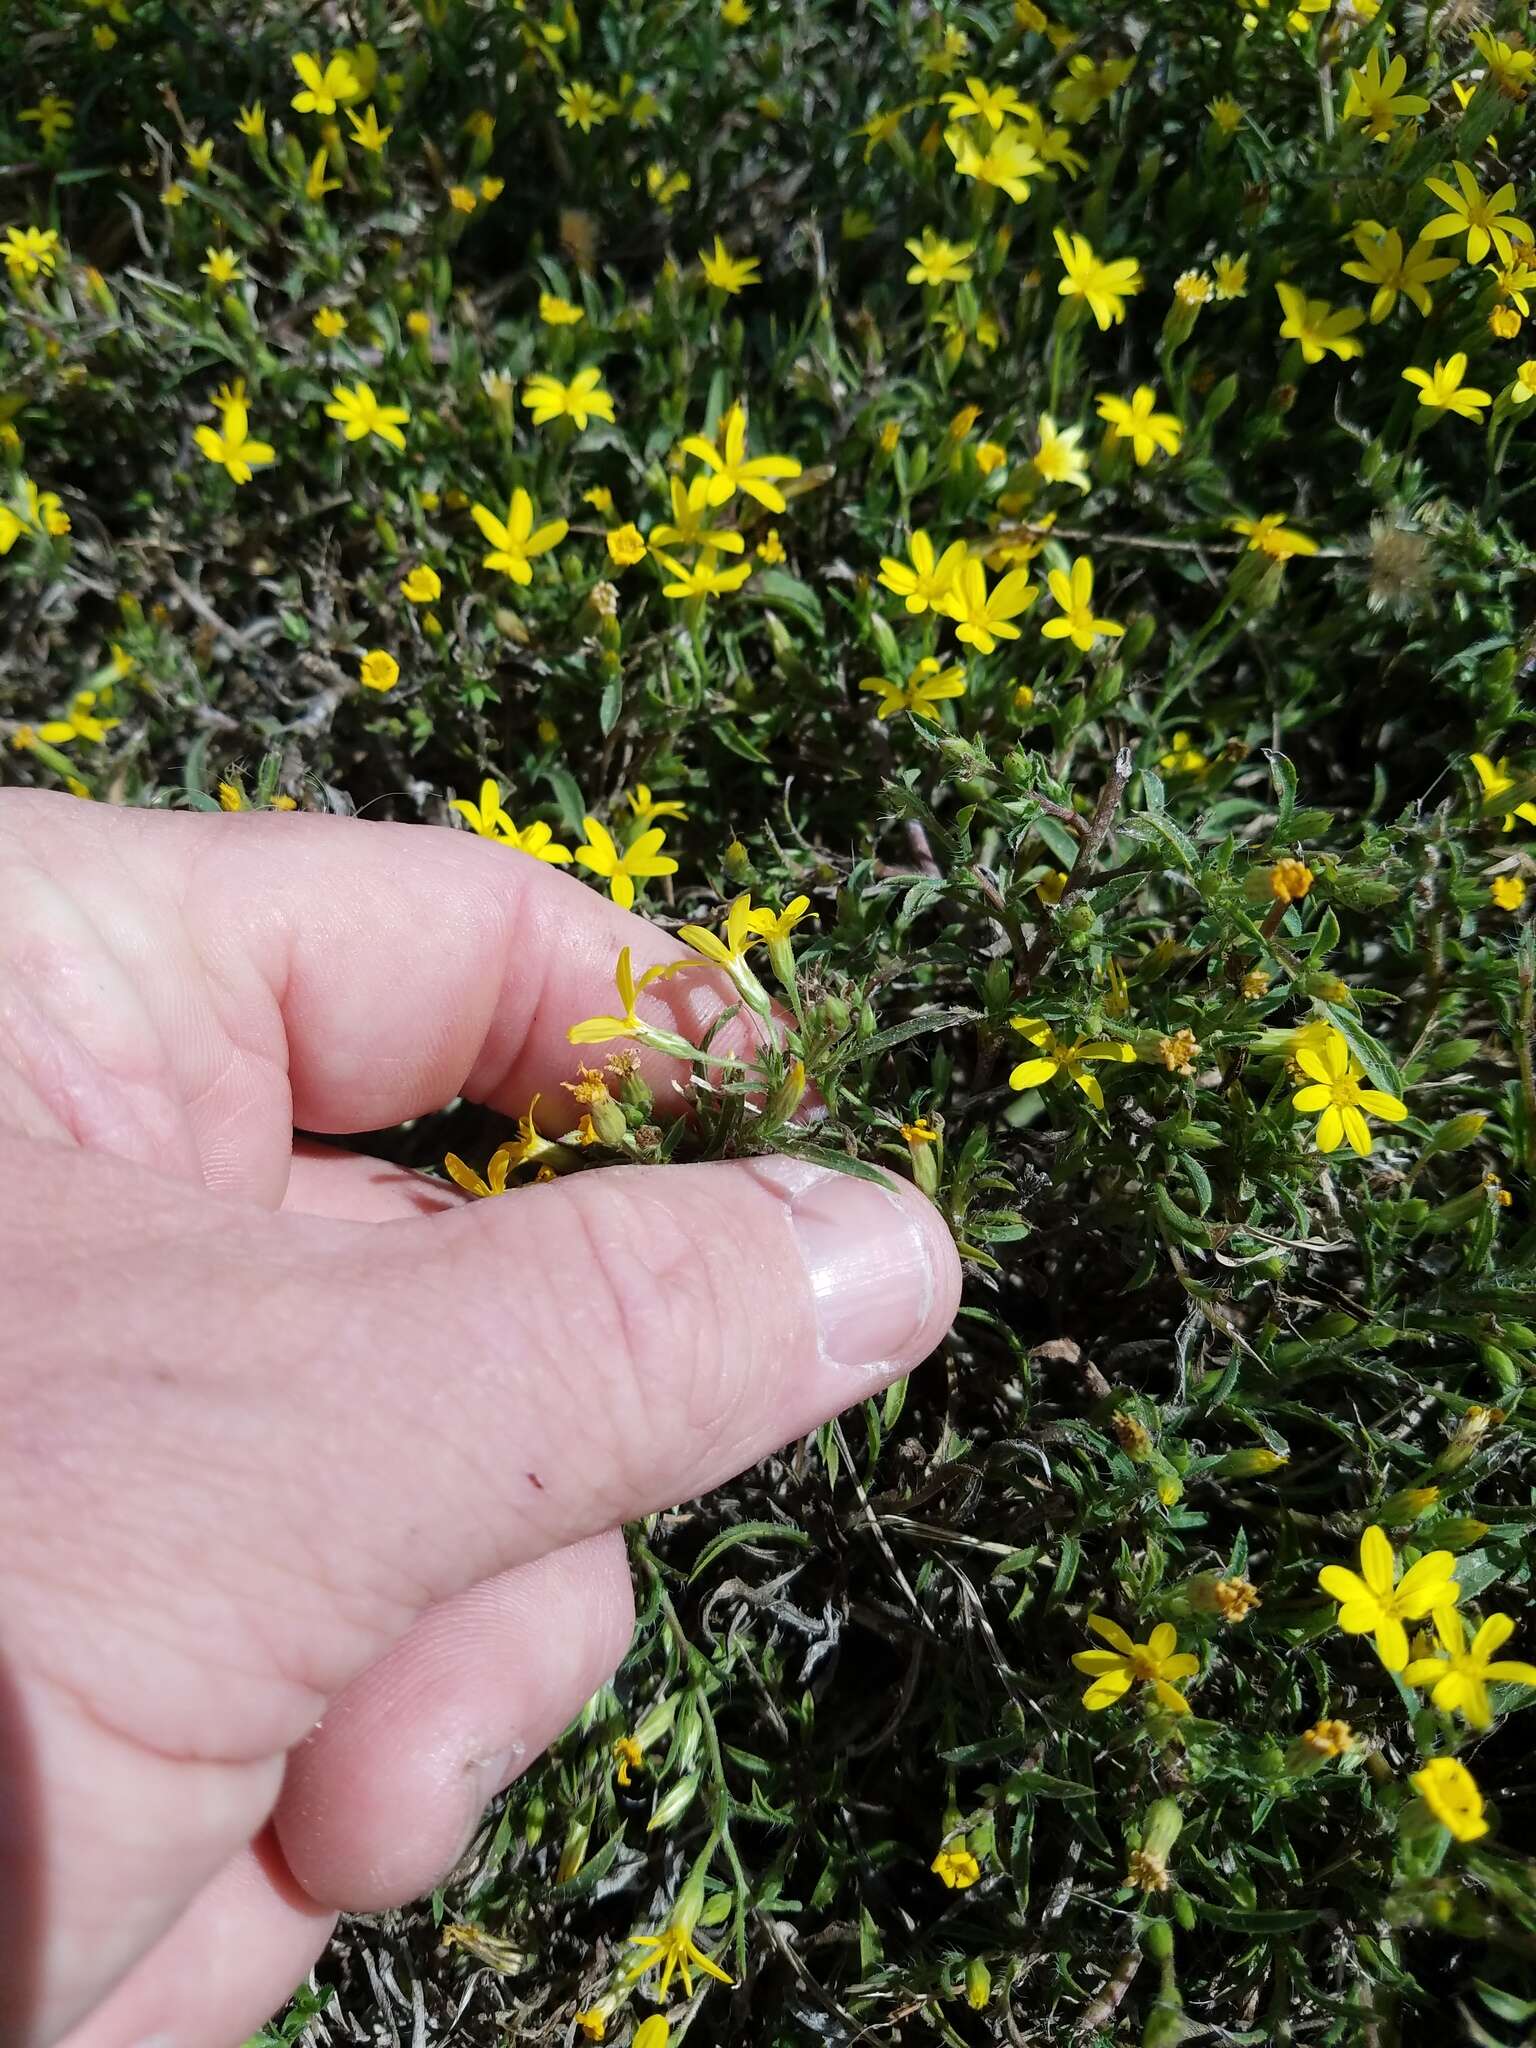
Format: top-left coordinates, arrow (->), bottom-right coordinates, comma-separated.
747,569 -> 824,631
1319,1003 -> 1404,1100
689,1520 -> 812,1579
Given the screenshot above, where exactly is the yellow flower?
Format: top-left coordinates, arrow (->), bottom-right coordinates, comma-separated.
313,306 -> 347,339
1029,413 -> 1089,491
904,227 -> 975,287
1072,1615 -> 1198,1715
1008,1017 -> 1135,1110
652,551 -> 754,600
1471,752 -> 1536,831
538,291 -> 584,326
1230,513 -> 1318,562
20,95 -> 74,147
449,185 -> 477,214
401,565 -> 441,604
4,225 -> 63,282
566,947 -> 692,1050
676,896 -> 772,1016
575,817 -> 678,911
931,1844 -> 981,1888
1041,556 -> 1123,652
290,52 -> 362,115
945,122 -> 1046,205
1490,306 -> 1522,340
193,398 -> 275,486
878,529 -> 965,613
1208,95 -> 1243,133
1402,354 -> 1492,423
573,2009 -> 608,2042
612,1733 -> 644,1785
199,246 -> 243,287
860,657 -> 967,722
326,382 -> 408,450
651,474 -> 745,556
0,477 -> 70,554
681,401 -> 801,511
34,689 -> 119,747
358,649 -> 399,692
721,0 -> 752,23
1212,251 -> 1248,298
1299,1718 -> 1353,1760
1422,161 -> 1532,268
626,1921 -> 732,2001
1159,730 -> 1208,775
443,1142 -> 518,1198
556,81 -> 616,132
235,103 -> 266,139
1054,228 -> 1143,329
1096,386 -> 1181,464
303,148 -> 341,202
347,103 -> 392,152
756,528 -> 785,563
1342,49 -> 1429,139
940,558 -> 1038,653
522,367 -> 616,430
1052,50 -> 1134,121
1275,282 -> 1366,364
1410,1757 -> 1488,1843
503,817 -> 573,864
1319,1525 -> 1457,1671
627,784 -> 688,827
746,896 -> 812,945
606,522 -> 647,567
1036,869 -> 1068,905
1340,226 -> 1454,322
1405,1607 -> 1536,1729
1490,874 -> 1527,911
699,236 -> 760,294
975,439 -> 1007,475
184,139 -> 214,175
471,489 -> 568,584
901,1117 -> 941,1146
1291,1029 -> 1407,1156
448,777 -> 511,838
940,77 -> 1027,129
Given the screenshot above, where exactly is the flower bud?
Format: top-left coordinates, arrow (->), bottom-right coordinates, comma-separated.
647,1772 -> 701,1833
1378,1486 -> 1439,1525
1210,1447 -> 1288,1478
964,1958 -> 991,2010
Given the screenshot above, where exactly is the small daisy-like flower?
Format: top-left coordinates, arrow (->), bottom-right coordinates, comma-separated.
1290,1030 -> 1407,1156
1410,1756 -> 1488,1843
1318,1525 -> 1458,1669
1072,1615 -> 1199,1714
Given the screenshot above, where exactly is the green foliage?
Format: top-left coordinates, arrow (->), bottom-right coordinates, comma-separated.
4,0 -> 1536,2041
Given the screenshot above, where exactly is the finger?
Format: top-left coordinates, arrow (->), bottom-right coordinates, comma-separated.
1,792 -> 787,1204
52,1829 -> 336,2048
274,1533 -> 634,1909
282,1138 -> 467,1221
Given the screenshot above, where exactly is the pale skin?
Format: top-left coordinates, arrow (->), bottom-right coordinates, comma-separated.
0,791 -> 961,2048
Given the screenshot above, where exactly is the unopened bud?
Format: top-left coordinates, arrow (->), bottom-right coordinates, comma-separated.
647,1772 -> 701,1833
964,1958 -> 991,2010
1211,1447 -> 1288,1478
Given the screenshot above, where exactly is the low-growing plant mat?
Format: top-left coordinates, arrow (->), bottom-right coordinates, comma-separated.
4,0 -> 1536,2042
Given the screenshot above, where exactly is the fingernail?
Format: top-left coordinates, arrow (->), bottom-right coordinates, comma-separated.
753,1159 -> 943,1375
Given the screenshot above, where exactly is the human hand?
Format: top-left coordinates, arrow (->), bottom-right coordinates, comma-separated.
0,790 -> 960,2048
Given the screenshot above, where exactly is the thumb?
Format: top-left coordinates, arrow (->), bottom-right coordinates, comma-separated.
7,1143 -> 961,1753
276,1152 -> 960,1647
